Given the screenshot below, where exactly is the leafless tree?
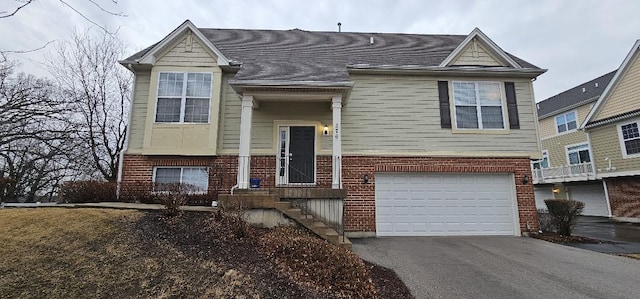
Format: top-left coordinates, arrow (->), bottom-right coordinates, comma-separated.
0,55 -> 75,202
1,0 -> 126,34
47,30 -> 131,182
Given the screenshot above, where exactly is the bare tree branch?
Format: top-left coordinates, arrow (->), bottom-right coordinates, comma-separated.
0,0 -> 34,19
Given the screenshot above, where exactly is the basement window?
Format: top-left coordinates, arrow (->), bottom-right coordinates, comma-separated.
153,167 -> 208,193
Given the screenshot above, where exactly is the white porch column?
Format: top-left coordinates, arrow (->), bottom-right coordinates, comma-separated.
237,95 -> 255,189
332,95 -> 343,189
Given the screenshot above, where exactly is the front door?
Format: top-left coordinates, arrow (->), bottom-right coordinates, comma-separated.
277,126 -> 315,185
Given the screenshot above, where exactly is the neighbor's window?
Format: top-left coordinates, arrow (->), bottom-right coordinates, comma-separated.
620,122 -> 640,156
532,151 -> 549,169
566,143 -> 591,165
453,81 -> 505,129
156,72 -> 212,123
555,111 -> 577,133
154,167 -> 208,192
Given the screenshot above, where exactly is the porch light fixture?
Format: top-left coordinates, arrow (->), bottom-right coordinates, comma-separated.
522,174 -> 530,185
552,187 -> 560,193
323,124 -> 329,136
363,174 -> 370,184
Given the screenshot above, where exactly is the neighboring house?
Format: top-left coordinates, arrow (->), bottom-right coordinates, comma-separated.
118,20 -> 546,237
581,40 -> 640,220
532,71 -> 616,216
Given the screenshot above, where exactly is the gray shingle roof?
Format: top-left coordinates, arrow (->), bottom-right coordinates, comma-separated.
536,71 -> 616,119
124,28 -> 541,83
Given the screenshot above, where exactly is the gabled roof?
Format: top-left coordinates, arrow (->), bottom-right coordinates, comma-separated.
121,21 -> 544,85
536,70 -> 616,120
439,28 -> 521,68
582,40 -> 640,129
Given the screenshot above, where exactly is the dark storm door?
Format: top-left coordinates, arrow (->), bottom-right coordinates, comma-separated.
288,126 -> 315,184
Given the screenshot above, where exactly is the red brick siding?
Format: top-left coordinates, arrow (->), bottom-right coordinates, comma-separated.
604,176 -> 640,217
121,154 -> 538,233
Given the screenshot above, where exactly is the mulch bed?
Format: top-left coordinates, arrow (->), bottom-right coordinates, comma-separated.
530,232 -> 614,244
131,211 -> 413,298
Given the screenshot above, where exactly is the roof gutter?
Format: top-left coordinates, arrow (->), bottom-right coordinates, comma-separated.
228,80 -> 354,89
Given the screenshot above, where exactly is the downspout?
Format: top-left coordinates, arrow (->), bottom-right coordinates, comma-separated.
116,63 -> 137,200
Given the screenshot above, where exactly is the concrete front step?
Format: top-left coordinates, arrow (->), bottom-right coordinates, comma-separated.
273,201 -> 350,249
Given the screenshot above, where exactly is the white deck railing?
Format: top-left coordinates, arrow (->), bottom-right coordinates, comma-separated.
531,162 -> 595,183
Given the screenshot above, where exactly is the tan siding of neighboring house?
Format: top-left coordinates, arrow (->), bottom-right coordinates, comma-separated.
593,52 -> 640,121
538,103 -> 593,139
540,131 -> 589,168
155,32 -> 218,67
451,38 -> 506,67
590,119 -> 640,174
126,71 -> 151,153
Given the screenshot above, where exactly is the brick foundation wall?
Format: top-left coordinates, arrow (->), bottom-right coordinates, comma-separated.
121,154 -> 538,234
604,176 -> 640,217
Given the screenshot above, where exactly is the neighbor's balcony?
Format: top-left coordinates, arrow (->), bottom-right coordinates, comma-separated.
531,162 -> 595,184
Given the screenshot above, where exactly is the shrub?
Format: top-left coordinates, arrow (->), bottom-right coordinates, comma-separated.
156,183 -> 196,217
119,181 -> 157,204
537,209 -> 554,232
59,181 -> 117,203
544,199 -> 585,236
259,226 -> 376,298
210,209 -> 255,240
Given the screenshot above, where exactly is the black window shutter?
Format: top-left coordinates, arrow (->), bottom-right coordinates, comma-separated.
438,81 -> 451,128
504,82 -> 520,129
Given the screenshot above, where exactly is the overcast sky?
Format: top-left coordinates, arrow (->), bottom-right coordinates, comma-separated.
2,0 -> 639,101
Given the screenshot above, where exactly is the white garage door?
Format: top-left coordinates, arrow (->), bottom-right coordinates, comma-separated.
375,173 -> 518,236
568,183 -> 609,217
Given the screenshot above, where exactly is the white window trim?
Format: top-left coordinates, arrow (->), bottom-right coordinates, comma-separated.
154,71 -> 213,124
555,110 -> 578,135
564,142 -> 591,165
152,166 -> 209,194
617,119 -> 640,159
452,80 -> 507,130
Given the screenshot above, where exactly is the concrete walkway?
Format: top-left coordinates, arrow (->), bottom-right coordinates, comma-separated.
1,202 -> 217,212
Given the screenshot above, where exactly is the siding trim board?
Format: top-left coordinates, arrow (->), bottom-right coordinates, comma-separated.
582,40 -> 640,129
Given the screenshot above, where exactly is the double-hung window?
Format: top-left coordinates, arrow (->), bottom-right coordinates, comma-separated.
453,81 -> 505,129
154,167 -> 209,192
566,143 -> 591,165
555,111 -> 577,133
156,72 -> 212,123
619,121 -> 640,157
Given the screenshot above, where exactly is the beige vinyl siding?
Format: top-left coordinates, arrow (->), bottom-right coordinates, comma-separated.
538,103 -> 593,139
451,38 -> 506,67
593,53 -> 640,121
155,32 -> 218,67
341,75 -> 538,154
540,131 -> 589,168
217,77 -> 332,155
127,71 -> 151,152
589,120 -> 640,173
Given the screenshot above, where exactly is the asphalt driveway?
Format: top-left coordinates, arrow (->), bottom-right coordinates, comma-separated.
352,236 -> 640,299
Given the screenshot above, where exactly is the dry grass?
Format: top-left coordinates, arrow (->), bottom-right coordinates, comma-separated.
0,208 -> 247,298
620,253 -> 640,260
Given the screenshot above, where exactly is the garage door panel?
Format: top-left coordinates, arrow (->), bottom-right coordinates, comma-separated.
568,184 -> 608,217
375,173 -> 517,236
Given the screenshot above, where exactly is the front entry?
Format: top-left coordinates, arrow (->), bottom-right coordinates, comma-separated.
277,126 -> 315,185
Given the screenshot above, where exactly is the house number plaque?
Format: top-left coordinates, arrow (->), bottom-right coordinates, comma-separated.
334,123 -> 339,139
